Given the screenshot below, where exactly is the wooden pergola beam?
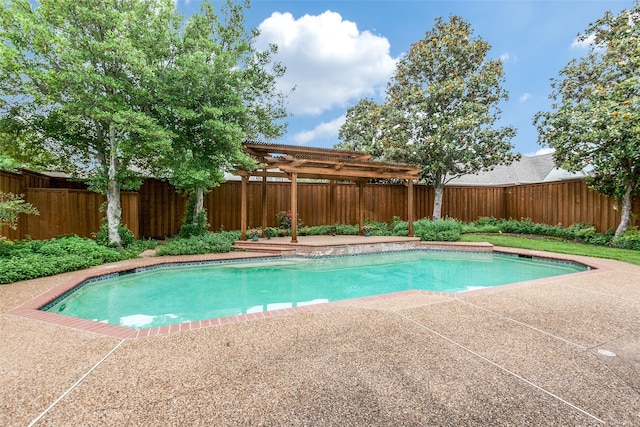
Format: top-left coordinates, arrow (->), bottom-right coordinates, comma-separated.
277,166 -> 417,181
243,141 -> 373,161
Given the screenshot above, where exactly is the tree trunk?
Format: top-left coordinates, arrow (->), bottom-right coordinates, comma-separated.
615,183 -> 633,237
192,186 -> 204,226
106,125 -> 122,246
432,181 -> 444,220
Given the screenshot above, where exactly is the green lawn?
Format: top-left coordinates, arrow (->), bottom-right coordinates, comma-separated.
460,233 -> 640,266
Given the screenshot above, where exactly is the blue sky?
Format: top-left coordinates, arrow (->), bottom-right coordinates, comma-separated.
177,0 -> 633,156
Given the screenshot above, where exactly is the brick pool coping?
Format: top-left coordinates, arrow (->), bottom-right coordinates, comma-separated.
8,241 -> 606,339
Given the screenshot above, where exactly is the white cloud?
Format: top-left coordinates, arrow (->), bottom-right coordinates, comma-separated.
500,52 -> 510,62
293,115 -> 346,145
571,33 -> 596,49
519,93 -> 531,102
256,11 -> 397,116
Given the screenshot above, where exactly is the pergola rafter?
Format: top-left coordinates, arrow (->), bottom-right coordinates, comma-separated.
237,142 -> 422,242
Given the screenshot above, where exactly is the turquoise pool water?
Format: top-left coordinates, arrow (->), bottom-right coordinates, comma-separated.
45,251 -> 586,329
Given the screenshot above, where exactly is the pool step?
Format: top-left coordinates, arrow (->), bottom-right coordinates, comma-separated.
233,236 -> 425,257
233,241 -> 297,256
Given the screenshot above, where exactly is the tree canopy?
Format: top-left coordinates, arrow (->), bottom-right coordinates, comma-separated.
153,0 -> 288,235
534,1 -> 640,236
337,16 -> 518,219
0,0 -> 288,243
337,98 -> 386,159
0,0 -> 179,245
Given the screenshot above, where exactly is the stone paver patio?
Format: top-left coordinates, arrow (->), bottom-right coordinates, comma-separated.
1,238 -> 639,426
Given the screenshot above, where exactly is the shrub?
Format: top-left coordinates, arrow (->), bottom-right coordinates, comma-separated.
94,221 -> 136,247
392,217 -> 409,236
414,218 -> 462,241
461,222 -> 500,234
263,227 -> 279,238
247,228 -> 263,239
495,218 -> 551,235
306,225 -> 332,235
276,210 -> 304,229
179,210 -> 209,238
126,238 -> 159,254
473,216 -> 500,227
333,223 -> 359,235
465,217 -> 616,246
179,197 -> 209,238
155,231 -> 240,256
0,235 -> 125,284
612,229 -> 640,250
365,221 -> 393,236
299,226 -> 310,236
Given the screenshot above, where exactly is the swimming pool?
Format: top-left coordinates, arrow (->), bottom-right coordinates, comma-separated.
43,251 -> 587,330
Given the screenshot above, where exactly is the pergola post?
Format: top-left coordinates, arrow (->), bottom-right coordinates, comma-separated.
358,181 -> 365,235
240,175 -> 248,240
329,180 -> 337,226
261,169 -> 268,230
407,179 -> 414,237
290,172 -> 298,243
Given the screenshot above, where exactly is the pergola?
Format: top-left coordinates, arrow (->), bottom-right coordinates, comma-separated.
236,142 -> 422,242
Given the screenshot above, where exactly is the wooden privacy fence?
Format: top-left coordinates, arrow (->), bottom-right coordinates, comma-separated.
2,169 -> 639,240
1,170 -> 138,241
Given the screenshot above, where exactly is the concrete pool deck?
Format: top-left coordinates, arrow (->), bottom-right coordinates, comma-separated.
1,238 -> 639,425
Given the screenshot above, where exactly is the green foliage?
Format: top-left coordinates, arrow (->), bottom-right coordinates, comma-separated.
0,235 -> 124,284
305,225 -> 332,235
154,0 -> 288,222
263,227 -> 279,238
333,224 -> 360,235
155,231 -> 240,256
338,16 -> 519,219
276,210 -> 305,229
125,238 -> 159,254
494,218 -> 565,236
364,221 -> 393,236
179,195 -> 210,238
335,98 -> 386,158
0,0 -> 182,245
0,152 -> 19,171
94,221 -> 135,248
460,220 -> 500,234
612,229 -> 640,251
247,228 -> 262,239
465,217 -> 618,247
0,192 -> 39,231
414,218 -> 462,241
0,122 -> 60,171
534,2 -> 640,236
392,217 -> 409,236
180,210 -> 209,238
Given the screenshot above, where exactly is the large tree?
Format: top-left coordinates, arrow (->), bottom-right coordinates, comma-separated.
338,16 -> 518,219
534,2 -> 639,237
0,0 -> 178,245
154,0 -> 287,235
